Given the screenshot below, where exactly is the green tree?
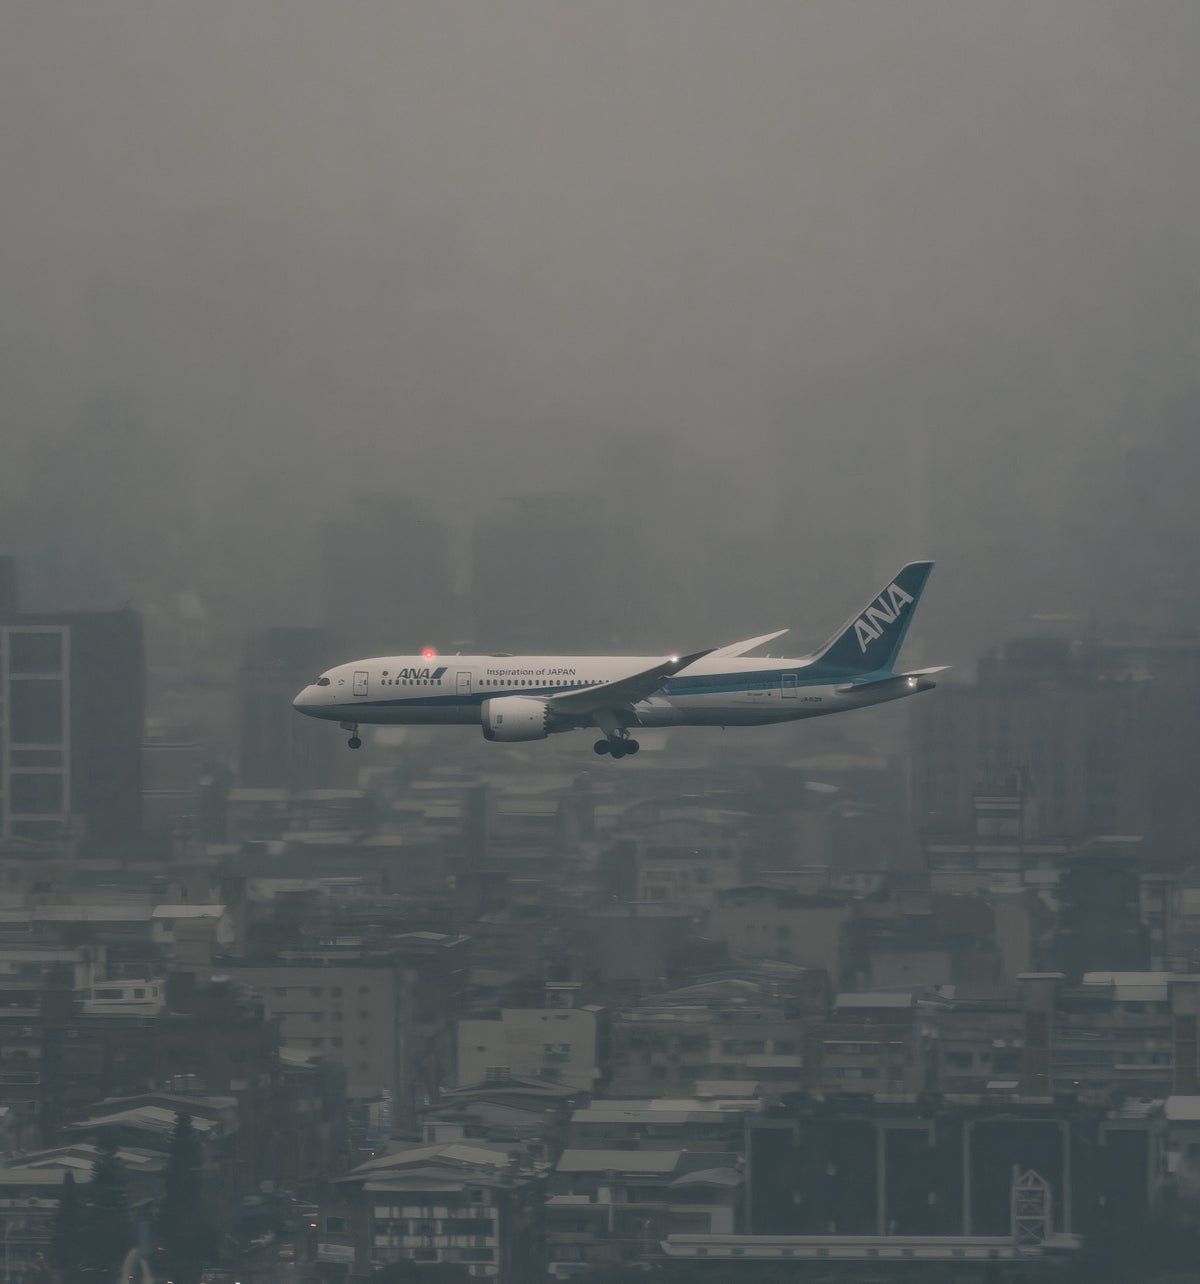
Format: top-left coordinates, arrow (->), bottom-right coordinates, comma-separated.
157,1113 -> 208,1284
82,1139 -> 133,1283
51,1170 -> 84,1284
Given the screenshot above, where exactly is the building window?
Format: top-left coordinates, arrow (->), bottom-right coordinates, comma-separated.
8,679 -> 64,743
9,630 -> 63,675
9,748 -> 62,769
10,771 -> 64,815
444,1218 -> 493,1235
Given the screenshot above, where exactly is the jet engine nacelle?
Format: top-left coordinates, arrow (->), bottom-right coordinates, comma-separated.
481,695 -> 550,742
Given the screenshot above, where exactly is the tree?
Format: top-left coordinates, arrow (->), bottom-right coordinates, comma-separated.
82,1139 -> 133,1283
51,1170 -> 84,1284
157,1113 -> 208,1284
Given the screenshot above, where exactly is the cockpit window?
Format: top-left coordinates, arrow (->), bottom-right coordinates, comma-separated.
316,677 -> 331,687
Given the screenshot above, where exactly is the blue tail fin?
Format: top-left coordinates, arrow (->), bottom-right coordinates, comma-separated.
809,562 -> 935,675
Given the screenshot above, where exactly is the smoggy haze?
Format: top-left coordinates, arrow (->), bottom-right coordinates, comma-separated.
2,1 -> 1198,665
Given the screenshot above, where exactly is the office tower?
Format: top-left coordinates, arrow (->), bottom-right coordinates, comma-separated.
0,558 -> 145,849
236,626 -> 346,789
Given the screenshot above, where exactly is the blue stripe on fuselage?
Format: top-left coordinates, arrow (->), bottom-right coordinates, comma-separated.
666,669 -> 815,694
662,668 -> 888,698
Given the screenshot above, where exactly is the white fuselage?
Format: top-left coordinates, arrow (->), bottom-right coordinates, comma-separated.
292,651 -> 933,730
292,562 -> 941,752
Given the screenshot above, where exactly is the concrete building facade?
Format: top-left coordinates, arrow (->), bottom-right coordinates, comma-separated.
0,590 -> 144,850
457,1003 -> 604,1093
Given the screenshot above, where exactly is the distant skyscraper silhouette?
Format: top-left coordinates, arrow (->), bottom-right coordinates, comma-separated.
0,559 -> 144,851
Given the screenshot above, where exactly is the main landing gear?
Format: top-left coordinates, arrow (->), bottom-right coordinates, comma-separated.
340,721 -> 362,750
594,735 -> 640,759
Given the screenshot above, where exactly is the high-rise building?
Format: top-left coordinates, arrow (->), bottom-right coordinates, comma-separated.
236,626 -> 345,789
911,637 -> 1148,844
0,558 -> 145,850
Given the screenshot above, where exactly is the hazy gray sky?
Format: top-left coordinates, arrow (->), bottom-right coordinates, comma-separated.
2,1 -> 1198,660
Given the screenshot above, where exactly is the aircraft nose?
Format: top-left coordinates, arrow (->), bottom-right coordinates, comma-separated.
293,685 -> 314,712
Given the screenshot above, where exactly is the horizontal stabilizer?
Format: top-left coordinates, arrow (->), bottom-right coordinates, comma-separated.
835,666 -> 949,694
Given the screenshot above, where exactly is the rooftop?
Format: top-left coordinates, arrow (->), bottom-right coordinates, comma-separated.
351,1140 -> 518,1176
556,1149 -> 683,1174
571,1099 -> 758,1126
835,992 -> 916,1010
65,1104 -> 222,1138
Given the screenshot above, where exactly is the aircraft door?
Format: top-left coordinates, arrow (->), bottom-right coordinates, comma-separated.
353,670 -> 369,697
457,671 -> 472,698
781,673 -> 798,698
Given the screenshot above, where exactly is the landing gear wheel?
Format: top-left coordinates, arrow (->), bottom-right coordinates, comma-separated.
609,740 -> 627,759
624,739 -> 640,755
348,736 -> 362,750
593,739 -> 610,756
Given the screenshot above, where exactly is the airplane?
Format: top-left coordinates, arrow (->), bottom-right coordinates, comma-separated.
292,561 -> 944,758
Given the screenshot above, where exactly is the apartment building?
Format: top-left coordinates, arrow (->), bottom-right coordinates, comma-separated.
457,999 -> 605,1093
0,563 -> 145,851
546,1146 -> 742,1277
328,1139 -> 542,1280
227,935 -> 467,1128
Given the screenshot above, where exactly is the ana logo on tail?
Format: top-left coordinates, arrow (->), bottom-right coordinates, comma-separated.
853,582 -> 915,653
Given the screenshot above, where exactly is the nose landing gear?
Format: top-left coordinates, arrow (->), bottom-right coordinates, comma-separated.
340,721 -> 362,750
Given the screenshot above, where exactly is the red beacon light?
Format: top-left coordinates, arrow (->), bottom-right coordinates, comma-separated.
422,647 -> 438,659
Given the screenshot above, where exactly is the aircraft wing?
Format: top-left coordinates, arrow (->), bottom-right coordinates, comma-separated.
548,649 -> 712,716
707,629 -> 789,660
